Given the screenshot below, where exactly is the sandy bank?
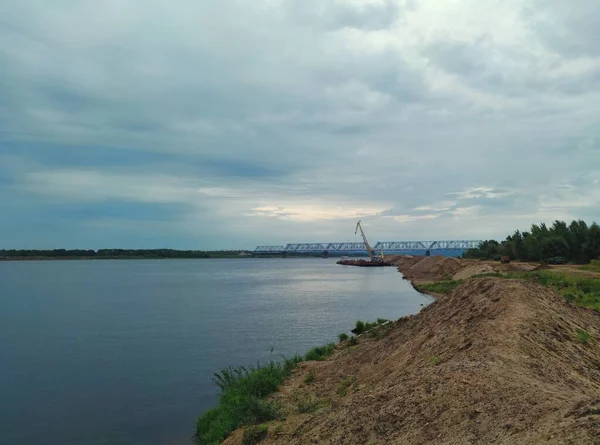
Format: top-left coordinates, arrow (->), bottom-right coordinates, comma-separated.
223,257 -> 600,445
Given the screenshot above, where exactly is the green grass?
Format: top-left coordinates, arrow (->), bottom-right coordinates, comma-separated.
427,356 -> 442,366
349,336 -> 358,346
304,369 -> 315,384
338,332 -> 349,342
195,357 -> 301,444
352,318 -> 391,335
415,280 -> 464,295
304,343 -> 336,361
336,376 -> 358,397
576,329 -> 592,344
581,260 -> 600,272
195,341 -> 339,443
292,393 -> 329,413
242,424 -> 268,445
472,270 -> 600,311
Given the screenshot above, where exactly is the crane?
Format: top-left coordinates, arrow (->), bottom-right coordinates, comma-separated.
355,220 -> 384,263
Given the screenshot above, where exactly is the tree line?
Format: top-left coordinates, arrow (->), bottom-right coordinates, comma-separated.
0,249 -> 216,259
464,220 -> 600,263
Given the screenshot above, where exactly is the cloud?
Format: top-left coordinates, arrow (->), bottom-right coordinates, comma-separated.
1,0 -> 599,249
249,204 -> 385,221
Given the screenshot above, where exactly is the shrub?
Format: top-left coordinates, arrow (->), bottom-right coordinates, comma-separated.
242,424 -> 268,445
576,329 -> 592,344
195,361 -> 293,444
349,336 -> 358,346
304,369 -> 315,384
415,280 -> 463,295
336,376 -> 357,396
294,394 -> 327,413
304,343 -> 335,361
353,320 -> 366,335
338,333 -> 349,342
428,356 -> 442,366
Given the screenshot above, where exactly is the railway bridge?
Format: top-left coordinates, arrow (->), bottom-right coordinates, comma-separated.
254,240 -> 483,255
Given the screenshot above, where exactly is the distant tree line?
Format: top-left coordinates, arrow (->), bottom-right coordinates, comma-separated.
464,220 -> 600,263
0,249 -> 216,259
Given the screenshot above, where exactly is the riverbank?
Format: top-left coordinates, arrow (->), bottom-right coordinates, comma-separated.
203,255 -> 600,444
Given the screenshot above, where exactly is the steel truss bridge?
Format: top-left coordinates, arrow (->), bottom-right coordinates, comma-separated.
254,240 -> 483,254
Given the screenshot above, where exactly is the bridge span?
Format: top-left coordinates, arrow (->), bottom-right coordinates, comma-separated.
254,240 -> 483,254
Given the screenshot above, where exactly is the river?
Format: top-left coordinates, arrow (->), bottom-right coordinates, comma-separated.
0,258 -> 430,445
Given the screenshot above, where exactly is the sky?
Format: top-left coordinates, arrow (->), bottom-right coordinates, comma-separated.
1,0 -> 599,250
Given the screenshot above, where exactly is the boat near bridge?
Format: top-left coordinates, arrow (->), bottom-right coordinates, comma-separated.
336,258 -> 393,267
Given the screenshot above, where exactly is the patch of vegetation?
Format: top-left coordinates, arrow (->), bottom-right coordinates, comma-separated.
336,376 -> 358,397
338,332 -> 349,342
524,271 -> 598,310
304,369 -> 315,384
427,356 -> 442,366
242,424 -> 268,445
349,336 -> 358,346
369,323 -> 392,340
415,280 -> 464,295
472,272 -> 505,278
576,329 -> 593,344
353,320 -> 366,335
292,393 -> 329,414
273,422 -> 284,437
304,343 -> 336,361
195,357 -> 302,444
582,260 -> 600,272
471,270 -> 600,311
352,318 -> 391,335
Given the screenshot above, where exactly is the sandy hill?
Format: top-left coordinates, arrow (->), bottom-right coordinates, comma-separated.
225,278 -> 600,445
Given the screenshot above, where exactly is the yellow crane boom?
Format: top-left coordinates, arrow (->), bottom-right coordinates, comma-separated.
355,220 -> 383,262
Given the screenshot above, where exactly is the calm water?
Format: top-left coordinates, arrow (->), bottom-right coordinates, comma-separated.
0,258 -> 430,445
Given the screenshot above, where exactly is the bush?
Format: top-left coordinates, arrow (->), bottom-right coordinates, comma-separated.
353,320 -> 366,335
304,369 -> 315,384
349,336 -> 358,346
195,360 -> 296,444
352,318 -> 390,335
242,424 -> 268,445
415,280 -> 463,295
304,343 -> 335,361
338,333 -> 349,342
293,394 -> 327,413
576,329 -> 592,344
336,376 -> 357,396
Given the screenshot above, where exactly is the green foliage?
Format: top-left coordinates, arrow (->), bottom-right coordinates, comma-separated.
195,358 -> 300,444
349,336 -> 358,346
582,260 -> 600,272
304,343 -> 335,361
415,280 -> 463,295
293,393 -> 328,413
576,329 -> 592,345
474,270 -> 600,311
273,423 -> 284,437
427,356 -> 442,366
304,369 -> 315,384
352,318 -> 391,335
353,320 -> 366,335
336,376 -> 358,396
464,220 -> 600,263
242,424 -> 268,445
338,333 -> 349,342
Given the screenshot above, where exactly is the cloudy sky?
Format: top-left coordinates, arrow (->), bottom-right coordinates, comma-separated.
1,0 -> 599,249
